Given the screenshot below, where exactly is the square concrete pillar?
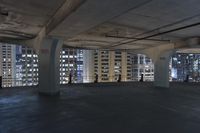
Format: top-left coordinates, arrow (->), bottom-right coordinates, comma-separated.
38,38 -> 63,95
154,53 -> 171,88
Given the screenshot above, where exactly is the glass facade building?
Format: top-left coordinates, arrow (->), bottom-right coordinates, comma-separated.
171,53 -> 200,82
132,54 -> 154,81
0,43 -> 16,87
15,46 -> 39,86
59,48 -> 84,84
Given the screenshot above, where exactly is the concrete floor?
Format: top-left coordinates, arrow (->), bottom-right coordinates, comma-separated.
0,82 -> 200,133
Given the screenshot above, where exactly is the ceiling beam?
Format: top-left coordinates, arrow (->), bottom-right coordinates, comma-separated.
46,0 -> 86,34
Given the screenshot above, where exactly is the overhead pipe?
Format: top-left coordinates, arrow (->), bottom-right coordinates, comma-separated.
105,35 -> 170,42
133,13 -> 200,38
106,13 -> 200,48
109,21 -> 200,48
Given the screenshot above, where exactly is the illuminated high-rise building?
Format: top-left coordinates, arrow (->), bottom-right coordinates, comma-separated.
0,43 -> 16,87
60,48 -> 84,84
132,54 -> 154,81
84,50 -> 133,82
171,53 -> 200,82
15,46 -> 39,86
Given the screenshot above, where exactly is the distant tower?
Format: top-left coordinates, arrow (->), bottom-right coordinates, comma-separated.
83,50 -> 94,83
60,48 -> 84,84
93,50 -> 133,82
15,46 -> 39,86
0,43 -> 16,87
132,54 -> 154,81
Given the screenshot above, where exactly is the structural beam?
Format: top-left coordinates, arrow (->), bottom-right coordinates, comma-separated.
46,0 -> 86,34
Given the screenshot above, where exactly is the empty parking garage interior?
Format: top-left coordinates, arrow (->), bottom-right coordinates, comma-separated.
1,0 -> 200,133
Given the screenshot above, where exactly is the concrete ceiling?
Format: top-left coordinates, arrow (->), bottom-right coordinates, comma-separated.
0,0 -> 66,39
0,0 -> 200,50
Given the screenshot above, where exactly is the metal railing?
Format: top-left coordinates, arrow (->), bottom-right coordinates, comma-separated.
0,75 -> 155,88
1,78 -> 38,88
60,75 -> 152,84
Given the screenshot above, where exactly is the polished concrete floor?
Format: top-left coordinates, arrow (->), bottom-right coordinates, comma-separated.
1,82 -> 200,133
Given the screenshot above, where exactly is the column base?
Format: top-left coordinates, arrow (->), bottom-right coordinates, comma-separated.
154,86 -> 169,89
154,83 -> 169,88
38,91 -> 60,96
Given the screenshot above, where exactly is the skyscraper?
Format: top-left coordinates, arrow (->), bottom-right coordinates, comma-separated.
171,53 -> 200,82
59,48 -> 84,84
132,54 -> 154,81
85,50 -> 134,82
0,43 -> 16,87
83,50 -> 94,83
15,46 -> 39,86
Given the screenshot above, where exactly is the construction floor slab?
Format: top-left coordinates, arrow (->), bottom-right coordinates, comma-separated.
0,82 -> 200,133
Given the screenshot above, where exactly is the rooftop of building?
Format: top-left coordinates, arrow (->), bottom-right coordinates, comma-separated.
1,82 -> 200,133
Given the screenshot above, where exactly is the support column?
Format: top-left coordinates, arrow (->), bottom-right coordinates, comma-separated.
154,52 -> 171,88
134,43 -> 177,87
38,38 -> 63,95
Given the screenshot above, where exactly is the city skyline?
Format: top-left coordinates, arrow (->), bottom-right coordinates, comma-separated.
1,43 -> 200,87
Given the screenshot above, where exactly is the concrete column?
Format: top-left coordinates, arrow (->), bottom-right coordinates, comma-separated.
121,51 -> 127,81
154,52 -> 171,88
38,38 -> 63,95
109,51 -> 115,82
133,43 -> 175,87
